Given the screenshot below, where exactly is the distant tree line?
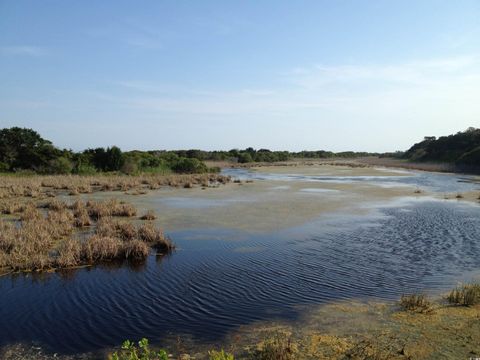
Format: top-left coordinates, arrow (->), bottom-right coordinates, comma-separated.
403,127 -> 480,170
0,127 -> 211,175
169,148 -> 377,164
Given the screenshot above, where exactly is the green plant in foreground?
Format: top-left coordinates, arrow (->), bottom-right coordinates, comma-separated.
110,338 -> 168,360
208,349 -> 235,360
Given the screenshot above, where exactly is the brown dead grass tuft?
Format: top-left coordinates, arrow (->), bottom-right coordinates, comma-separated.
140,210 -> 157,220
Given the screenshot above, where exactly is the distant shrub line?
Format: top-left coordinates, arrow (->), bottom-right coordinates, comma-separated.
0,127 -> 216,175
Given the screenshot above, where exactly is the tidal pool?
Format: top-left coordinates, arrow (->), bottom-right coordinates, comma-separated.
0,165 -> 479,356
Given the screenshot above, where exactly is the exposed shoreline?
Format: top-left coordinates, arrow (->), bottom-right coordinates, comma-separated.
2,290 -> 479,359
207,156 -> 480,176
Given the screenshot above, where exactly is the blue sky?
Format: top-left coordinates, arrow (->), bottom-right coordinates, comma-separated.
1,1 -> 479,152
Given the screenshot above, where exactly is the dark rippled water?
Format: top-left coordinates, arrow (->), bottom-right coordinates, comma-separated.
1,195 -> 480,354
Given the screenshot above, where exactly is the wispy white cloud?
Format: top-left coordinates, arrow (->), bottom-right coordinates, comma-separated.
290,55 -> 478,89
0,45 -> 48,57
105,55 -> 480,119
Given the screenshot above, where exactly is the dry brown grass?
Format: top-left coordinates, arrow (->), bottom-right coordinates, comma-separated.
137,221 -> 174,252
0,173 -> 231,201
82,235 -> 123,262
123,239 -> 150,260
0,199 -> 173,273
447,282 -> 480,306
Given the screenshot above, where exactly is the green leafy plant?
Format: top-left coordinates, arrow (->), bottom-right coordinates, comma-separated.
110,338 -> 168,360
208,349 -> 235,360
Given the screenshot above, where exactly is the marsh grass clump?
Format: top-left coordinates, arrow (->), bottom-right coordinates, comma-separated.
447,283 -> 480,306
73,209 -> 92,227
86,199 -> 137,219
19,204 -> 43,221
140,210 -> 157,220
138,222 -> 174,252
0,201 -> 25,215
252,333 -> 295,360
86,200 -> 112,220
111,202 -> 137,217
123,239 -> 150,260
45,198 -> 67,211
56,237 -> 82,268
116,221 -> 138,240
82,235 -> 123,262
399,293 -> 433,313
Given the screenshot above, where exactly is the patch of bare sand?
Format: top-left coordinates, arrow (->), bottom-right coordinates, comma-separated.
251,163 -> 411,177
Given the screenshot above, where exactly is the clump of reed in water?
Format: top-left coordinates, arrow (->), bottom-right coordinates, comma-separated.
447,282 -> 480,306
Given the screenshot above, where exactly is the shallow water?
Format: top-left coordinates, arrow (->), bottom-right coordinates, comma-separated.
224,167 -> 480,193
1,168 -> 480,355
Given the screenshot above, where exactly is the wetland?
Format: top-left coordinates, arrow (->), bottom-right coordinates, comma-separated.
1,163 -> 480,359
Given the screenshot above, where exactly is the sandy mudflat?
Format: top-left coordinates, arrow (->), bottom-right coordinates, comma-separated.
251,163 -> 411,177
84,164 -> 425,233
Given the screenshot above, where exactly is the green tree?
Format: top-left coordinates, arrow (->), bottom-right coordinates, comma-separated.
172,157 -> 208,173
0,127 -> 60,171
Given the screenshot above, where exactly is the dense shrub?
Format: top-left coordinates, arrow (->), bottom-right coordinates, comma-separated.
404,127 -> 480,167
172,157 -> 208,173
